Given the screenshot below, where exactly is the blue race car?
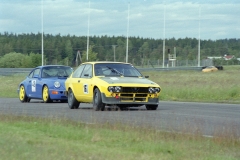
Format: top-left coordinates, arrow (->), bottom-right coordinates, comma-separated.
17,65 -> 73,103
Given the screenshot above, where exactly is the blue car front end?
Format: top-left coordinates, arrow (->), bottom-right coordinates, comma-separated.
45,78 -> 68,101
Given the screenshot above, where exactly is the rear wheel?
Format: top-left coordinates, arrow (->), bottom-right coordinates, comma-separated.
19,85 -> 30,102
93,88 -> 105,111
68,89 -> 80,109
42,85 -> 52,103
146,105 -> 158,110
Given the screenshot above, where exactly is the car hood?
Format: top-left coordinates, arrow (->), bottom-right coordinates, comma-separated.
99,77 -> 158,85
42,77 -> 67,84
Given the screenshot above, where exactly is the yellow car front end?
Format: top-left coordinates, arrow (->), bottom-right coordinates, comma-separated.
95,77 -> 161,107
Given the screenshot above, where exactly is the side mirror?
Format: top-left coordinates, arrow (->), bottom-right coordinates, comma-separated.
33,75 -> 39,78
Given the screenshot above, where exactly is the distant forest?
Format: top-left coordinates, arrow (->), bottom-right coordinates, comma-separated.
0,32 -> 240,67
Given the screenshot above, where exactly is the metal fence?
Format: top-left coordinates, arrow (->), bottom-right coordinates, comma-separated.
1,59 -> 239,76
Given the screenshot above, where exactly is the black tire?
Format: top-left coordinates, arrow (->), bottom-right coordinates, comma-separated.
19,85 -> 30,103
93,88 -> 105,111
68,89 -> 80,109
146,105 -> 158,110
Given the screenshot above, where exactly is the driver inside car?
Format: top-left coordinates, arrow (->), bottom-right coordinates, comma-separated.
57,69 -> 65,76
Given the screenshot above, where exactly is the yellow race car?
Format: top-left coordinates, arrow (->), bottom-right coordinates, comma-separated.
202,66 -> 218,72
65,61 -> 161,111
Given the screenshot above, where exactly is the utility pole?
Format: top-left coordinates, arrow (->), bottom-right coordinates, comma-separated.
198,6 -> 201,67
86,0 -> 90,61
41,0 -> 44,66
126,2 -> 130,63
75,50 -> 82,67
162,1 -> 166,68
112,45 -> 117,62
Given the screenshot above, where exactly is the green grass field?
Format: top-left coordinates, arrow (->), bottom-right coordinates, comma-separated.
0,65 -> 240,159
1,114 -> 239,160
141,65 -> 240,103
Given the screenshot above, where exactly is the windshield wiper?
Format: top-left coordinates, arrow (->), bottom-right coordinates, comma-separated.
106,66 -> 123,76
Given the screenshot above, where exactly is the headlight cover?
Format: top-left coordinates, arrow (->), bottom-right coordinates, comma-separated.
148,87 -> 161,93
54,81 -> 61,88
108,86 -> 122,93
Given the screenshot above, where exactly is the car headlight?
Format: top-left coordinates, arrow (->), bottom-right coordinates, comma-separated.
54,81 -> 61,88
115,86 -> 121,92
108,86 -> 122,93
108,86 -> 114,92
148,87 -> 161,93
148,87 -> 154,93
155,88 -> 160,93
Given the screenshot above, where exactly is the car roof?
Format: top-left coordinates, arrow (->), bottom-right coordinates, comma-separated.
36,65 -> 71,69
81,61 -> 131,65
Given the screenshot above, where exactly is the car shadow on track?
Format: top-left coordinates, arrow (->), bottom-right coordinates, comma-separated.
76,106 -> 147,111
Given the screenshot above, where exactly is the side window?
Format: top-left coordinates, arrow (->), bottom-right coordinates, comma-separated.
29,69 -> 40,78
81,64 -> 92,78
28,71 -> 34,78
33,69 -> 40,78
72,65 -> 85,78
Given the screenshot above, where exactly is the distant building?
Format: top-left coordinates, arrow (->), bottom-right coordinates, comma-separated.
206,55 -> 235,60
223,55 -> 235,60
206,56 -> 222,60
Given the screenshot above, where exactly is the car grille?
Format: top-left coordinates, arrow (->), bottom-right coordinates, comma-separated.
120,87 -> 149,102
121,87 -> 148,93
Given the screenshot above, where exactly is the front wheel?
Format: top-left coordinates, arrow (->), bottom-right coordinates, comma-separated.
19,85 -> 30,102
68,89 -> 80,109
42,85 -> 52,103
146,105 -> 158,110
93,88 -> 105,111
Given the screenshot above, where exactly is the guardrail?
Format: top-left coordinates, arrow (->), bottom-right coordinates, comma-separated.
0,66 -> 203,76
138,66 -> 203,71
0,68 -> 33,76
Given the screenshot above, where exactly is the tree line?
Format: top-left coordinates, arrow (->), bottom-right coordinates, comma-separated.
0,32 -> 239,68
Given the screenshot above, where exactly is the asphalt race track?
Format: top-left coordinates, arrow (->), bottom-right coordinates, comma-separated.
1,98 -> 240,138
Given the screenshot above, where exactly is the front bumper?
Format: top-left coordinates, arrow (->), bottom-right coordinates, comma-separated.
49,89 -> 67,100
101,93 -> 159,106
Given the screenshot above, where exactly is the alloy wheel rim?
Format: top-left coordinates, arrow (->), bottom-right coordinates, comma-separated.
43,87 -> 48,101
19,86 -> 24,100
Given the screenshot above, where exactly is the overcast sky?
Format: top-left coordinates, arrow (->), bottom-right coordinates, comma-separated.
0,0 -> 239,40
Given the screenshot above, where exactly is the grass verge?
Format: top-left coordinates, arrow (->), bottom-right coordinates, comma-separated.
142,65 -> 240,103
1,114 -> 240,160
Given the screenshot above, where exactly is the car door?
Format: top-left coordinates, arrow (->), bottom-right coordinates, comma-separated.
26,68 -> 41,98
71,64 -> 85,100
78,64 -> 94,102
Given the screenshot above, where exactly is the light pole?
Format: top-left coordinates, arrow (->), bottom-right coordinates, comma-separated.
41,0 -> 44,66
126,2 -> 130,63
112,45 -> 117,62
162,1 -> 166,68
86,0 -> 90,62
198,6 -> 201,67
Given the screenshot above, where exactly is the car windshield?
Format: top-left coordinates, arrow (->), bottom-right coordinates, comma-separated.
207,66 -> 214,68
42,66 -> 73,78
94,63 -> 143,77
